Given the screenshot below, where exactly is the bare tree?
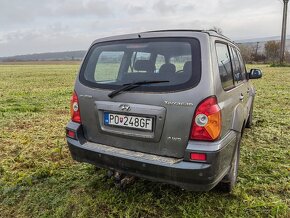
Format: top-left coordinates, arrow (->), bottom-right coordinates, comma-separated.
265,41 -> 280,63
238,44 -> 253,63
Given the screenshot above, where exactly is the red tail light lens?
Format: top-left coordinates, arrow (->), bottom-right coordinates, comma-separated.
190,96 -> 221,141
70,91 -> 81,123
66,129 -> 76,139
190,152 -> 207,161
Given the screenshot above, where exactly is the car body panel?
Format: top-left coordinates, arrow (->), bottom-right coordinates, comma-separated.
66,30 -> 257,191
74,32 -> 215,158
67,122 -> 237,191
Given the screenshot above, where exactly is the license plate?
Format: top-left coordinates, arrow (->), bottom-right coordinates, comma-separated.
104,112 -> 153,131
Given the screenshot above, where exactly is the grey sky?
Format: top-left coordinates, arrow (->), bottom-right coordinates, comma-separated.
0,0 -> 285,56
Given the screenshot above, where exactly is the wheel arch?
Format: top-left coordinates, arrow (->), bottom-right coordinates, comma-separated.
231,103 -> 246,133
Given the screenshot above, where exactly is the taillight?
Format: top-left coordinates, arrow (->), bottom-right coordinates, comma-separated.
190,96 -> 221,141
70,91 -> 81,123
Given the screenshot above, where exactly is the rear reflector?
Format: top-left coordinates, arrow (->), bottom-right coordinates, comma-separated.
66,129 -> 76,139
190,152 -> 207,161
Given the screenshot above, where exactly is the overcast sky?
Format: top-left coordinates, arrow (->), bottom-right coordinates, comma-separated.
0,0 -> 286,56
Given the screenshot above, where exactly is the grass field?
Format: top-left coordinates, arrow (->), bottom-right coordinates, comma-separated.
0,63 -> 289,217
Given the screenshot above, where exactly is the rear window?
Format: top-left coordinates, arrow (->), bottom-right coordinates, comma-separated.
80,38 -> 201,92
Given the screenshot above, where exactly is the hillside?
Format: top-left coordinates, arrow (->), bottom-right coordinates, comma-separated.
0,50 -> 86,62
1,35 -> 290,62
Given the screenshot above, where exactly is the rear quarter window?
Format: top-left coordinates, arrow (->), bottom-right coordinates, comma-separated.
229,47 -> 244,84
94,51 -> 124,82
236,49 -> 247,81
215,43 -> 235,90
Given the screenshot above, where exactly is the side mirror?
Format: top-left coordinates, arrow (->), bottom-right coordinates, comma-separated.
248,69 -> 262,79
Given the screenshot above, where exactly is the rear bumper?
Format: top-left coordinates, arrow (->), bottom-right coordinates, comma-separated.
66,123 -> 237,191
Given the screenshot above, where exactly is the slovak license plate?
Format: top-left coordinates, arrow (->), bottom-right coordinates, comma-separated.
104,112 -> 153,131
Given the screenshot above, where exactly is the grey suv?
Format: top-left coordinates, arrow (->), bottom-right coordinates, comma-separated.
66,30 -> 262,192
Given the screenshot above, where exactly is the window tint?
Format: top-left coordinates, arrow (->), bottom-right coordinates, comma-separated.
135,52 -> 150,61
81,38 -> 201,92
215,43 -> 234,89
130,52 -> 152,73
170,55 -> 191,71
230,47 -> 244,83
236,50 -> 246,81
94,51 -> 124,82
155,54 -> 165,70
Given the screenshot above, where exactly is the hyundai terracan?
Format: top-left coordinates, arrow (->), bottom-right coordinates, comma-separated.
66,30 -> 262,192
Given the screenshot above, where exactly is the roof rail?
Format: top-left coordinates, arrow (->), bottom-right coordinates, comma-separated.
143,29 -> 203,33
141,29 -> 235,44
202,30 -> 232,41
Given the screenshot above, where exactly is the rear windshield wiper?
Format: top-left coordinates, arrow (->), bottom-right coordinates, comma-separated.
108,80 -> 169,98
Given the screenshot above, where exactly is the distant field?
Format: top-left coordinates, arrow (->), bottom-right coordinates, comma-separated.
0,64 -> 289,217
0,60 -> 81,65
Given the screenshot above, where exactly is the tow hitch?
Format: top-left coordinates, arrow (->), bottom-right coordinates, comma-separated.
106,170 -> 136,190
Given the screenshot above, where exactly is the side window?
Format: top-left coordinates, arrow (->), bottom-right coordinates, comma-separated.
155,54 -> 165,70
170,55 -> 191,72
236,50 -> 247,81
130,52 -> 152,73
215,43 -> 234,89
135,52 -> 151,61
230,47 -> 243,83
94,51 -> 124,82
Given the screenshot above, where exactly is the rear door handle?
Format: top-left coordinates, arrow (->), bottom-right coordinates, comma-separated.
239,94 -> 244,101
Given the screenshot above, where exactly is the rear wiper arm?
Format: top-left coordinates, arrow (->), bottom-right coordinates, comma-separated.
108,80 -> 169,98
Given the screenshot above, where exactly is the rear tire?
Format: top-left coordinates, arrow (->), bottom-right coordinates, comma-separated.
217,133 -> 241,193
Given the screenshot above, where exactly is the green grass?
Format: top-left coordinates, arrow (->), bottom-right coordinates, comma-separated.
0,63 -> 289,217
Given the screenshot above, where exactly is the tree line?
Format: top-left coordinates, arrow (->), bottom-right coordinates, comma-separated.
238,41 -> 289,64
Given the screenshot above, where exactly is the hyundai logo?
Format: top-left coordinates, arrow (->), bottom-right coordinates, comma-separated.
119,104 -> 131,111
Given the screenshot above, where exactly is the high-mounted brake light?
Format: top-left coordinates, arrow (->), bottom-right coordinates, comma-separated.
70,91 -> 81,123
190,96 -> 221,141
